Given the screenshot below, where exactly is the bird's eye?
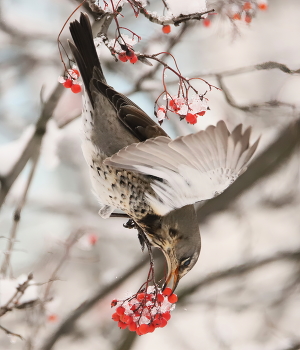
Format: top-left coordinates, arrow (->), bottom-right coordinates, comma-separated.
181,258 -> 191,267
169,228 -> 178,237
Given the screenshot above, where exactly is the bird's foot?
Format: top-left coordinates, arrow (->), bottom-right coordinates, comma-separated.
123,218 -> 136,229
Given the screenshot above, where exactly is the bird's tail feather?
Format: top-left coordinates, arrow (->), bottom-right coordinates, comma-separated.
69,13 -> 105,104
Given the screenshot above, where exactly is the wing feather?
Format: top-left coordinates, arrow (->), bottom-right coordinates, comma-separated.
104,121 -> 259,215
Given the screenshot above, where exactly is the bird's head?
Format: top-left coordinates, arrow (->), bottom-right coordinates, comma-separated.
139,204 -> 201,292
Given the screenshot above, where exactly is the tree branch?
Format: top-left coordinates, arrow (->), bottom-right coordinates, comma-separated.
40,253 -> 159,350
0,82 -> 64,209
178,249 -> 300,302
1,151 -> 40,276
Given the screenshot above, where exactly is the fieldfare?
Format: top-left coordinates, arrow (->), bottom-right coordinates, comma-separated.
69,13 -> 259,291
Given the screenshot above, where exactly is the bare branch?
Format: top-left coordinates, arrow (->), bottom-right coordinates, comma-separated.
0,82 -> 64,209
178,249 -> 300,302
130,1 -> 214,26
216,74 -> 296,112
1,152 -> 40,276
0,324 -> 23,340
0,273 -> 34,317
40,253 -> 161,350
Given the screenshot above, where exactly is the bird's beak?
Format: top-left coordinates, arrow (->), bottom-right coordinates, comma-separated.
162,254 -> 180,293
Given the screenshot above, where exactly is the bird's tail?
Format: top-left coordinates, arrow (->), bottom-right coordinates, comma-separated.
68,13 -> 105,104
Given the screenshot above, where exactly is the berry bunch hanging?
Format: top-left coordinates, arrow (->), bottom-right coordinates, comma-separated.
58,68 -> 82,93
111,286 -> 178,335
118,47 -> 138,64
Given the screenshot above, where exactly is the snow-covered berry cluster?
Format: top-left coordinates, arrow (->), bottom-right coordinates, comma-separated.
111,286 -> 178,335
58,68 -> 82,93
156,95 -> 208,125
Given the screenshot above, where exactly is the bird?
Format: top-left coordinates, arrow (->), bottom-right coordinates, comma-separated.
68,13 -> 259,292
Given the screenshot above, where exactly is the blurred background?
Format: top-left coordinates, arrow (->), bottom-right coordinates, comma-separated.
0,0 -> 300,349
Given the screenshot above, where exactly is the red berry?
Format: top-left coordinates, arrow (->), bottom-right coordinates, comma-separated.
186,113 -> 197,124
197,110 -> 206,116
136,328 -> 142,336
118,321 -> 128,329
245,15 -> 252,23
162,25 -> 171,34
168,294 -> 178,304
146,294 -> 153,301
71,84 -> 82,93
130,304 -> 138,312
162,287 -> 172,296
116,306 -> 125,315
63,79 -> 73,88
129,55 -> 138,64
123,315 -> 133,324
128,322 -> 137,331
233,13 -> 241,20
112,313 -> 120,321
138,324 -> 149,334
157,294 -> 164,303
47,314 -> 58,322
159,318 -> 168,328
203,18 -> 211,27
169,99 -> 179,112
111,299 -> 118,307
137,293 -> 145,301
71,69 -> 80,77
118,52 -> 128,62
258,3 -> 268,10
88,234 -> 98,245
243,2 -> 252,10
162,312 -> 171,321
148,323 -> 155,333
153,319 -> 161,327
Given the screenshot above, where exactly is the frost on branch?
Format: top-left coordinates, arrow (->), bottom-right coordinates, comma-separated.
165,0 -> 207,17
111,286 -> 177,335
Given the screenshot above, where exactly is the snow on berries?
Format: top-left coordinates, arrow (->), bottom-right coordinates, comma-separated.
111,286 -> 178,335
156,94 -> 208,125
58,67 -> 82,94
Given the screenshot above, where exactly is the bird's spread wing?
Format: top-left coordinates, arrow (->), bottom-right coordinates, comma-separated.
104,121 -> 259,215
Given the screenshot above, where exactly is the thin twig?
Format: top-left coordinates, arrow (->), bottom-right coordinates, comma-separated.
130,1 -> 214,26
178,249 -> 300,302
40,253 -> 161,350
0,324 -> 23,340
0,273 -> 33,317
1,151 -> 40,276
0,82 -> 64,209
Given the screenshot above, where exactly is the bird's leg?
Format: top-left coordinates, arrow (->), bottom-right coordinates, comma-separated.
123,218 -> 136,229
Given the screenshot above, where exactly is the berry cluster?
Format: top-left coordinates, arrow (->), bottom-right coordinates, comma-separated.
231,1 -> 268,23
157,95 -> 208,125
202,1 -> 268,27
111,286 -> 178,335
118,48 -> 138,64
58,68 -> 82,93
